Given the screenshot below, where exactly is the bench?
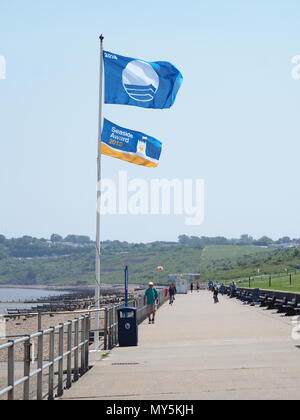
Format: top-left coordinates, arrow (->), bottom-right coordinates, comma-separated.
267,296 -> 288,311
260,295 -> 272,307
276,297 -> 293,314
282,298 -> 299,316
266,296 -> 280,310
239,291 -> 253,303
292,305 -> 300,317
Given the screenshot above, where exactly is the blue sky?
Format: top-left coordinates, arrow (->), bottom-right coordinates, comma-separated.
0,0 -> 300,242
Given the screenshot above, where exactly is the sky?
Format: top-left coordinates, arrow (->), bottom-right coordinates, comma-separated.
0,0 -> 300,243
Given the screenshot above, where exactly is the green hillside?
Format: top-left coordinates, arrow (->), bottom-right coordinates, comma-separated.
102,245 -> 202,284
199,245 -> 300,282
0,244 -> 203,286
1,235 -> 300,291
200,245 -> 272,270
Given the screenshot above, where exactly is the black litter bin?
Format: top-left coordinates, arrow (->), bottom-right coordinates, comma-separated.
117,307 -> 138,347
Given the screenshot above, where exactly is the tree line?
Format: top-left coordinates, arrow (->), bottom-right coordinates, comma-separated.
0,233 -> 298,260
178,234 -> 299,248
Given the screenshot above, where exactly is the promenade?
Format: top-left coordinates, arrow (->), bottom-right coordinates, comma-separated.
60,291 -> 300,400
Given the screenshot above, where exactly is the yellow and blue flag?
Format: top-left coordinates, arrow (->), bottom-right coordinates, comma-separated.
101,119 -> 162,168
103,51 -> 183,109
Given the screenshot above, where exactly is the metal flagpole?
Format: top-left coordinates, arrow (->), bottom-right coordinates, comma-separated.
94,34 -> 104,350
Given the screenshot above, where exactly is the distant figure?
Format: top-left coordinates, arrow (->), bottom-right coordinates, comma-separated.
230,281 -> 237,298
213,286 -> 219,304
220,283 -> 226,295
144,282 -> 159,324
169,283 -> 177,305
190,283 -> 194,293
196,282 -> 200,293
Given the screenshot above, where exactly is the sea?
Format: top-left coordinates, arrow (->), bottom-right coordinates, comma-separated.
0,288 -> 68,314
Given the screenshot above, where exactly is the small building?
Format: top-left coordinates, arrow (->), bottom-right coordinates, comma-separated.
169,274 -> 201,294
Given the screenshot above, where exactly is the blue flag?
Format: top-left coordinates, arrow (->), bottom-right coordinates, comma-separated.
101,119 -> 162,168
103,51 -> 183,109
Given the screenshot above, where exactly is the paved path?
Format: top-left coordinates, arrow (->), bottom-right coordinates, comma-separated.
60,292 -> 300,400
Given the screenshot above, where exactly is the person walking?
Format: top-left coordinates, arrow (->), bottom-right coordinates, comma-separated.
144,282 -> 159,324
169,283 -> 177,306
213,286 -> 219,304
196,282 -> 200,293
190,282 -> 194,293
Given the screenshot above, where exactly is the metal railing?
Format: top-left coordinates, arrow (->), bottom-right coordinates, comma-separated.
0,314 -> 90,401
0,289 -> 168,400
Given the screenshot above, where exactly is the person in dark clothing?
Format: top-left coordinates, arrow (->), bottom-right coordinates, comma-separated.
213,286 -> 219,304
169,283 -> 177,305
190,283 -> 194,293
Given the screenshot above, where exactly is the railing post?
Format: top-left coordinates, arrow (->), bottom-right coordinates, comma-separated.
74,319 -> 79,382
57,324 -> 64,397
38,312 -> 42,331
114,308 -> 118,347
37,331 -> 44,400
104,308 -> 108,351
7,341 -> 15,401
107,308 -> 110,350
111,308 -> 114,347
23,337 -> 31,400
85,315 -> 90,372
80,317 -> 85,374
48,327 -> 55,400
66,322 -> 72,389
109,308 -> 113,349
110,308 -> 113,348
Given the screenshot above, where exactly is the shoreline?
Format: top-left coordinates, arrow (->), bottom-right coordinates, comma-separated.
0,283 -> 147,291
0,284 -> 95,291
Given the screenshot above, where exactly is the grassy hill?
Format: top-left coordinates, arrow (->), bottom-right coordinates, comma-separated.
1,241 -> 300,291
199,245 -> 274,281
102,245 -> 202,284
199,245 -> 300,282
199,245 -> 272,270
0,244 -> 203,286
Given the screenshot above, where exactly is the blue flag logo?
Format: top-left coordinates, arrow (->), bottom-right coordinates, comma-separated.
123,60 -> 159,102
103,51 -> 183,109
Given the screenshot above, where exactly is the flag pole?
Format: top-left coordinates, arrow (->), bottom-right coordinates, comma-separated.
95,34 -> 104,350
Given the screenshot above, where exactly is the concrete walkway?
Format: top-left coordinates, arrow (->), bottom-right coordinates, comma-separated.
60,292 -> 300,400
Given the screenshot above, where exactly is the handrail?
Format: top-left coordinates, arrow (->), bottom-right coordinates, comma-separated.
0,314 -> 90,400
0,289 -> 168,400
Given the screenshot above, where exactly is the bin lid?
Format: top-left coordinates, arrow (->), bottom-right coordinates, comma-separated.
117,307 -> 137,313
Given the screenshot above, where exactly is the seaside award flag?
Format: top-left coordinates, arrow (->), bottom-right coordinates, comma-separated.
103,51 -> 183,109
101,119 -> 162,168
